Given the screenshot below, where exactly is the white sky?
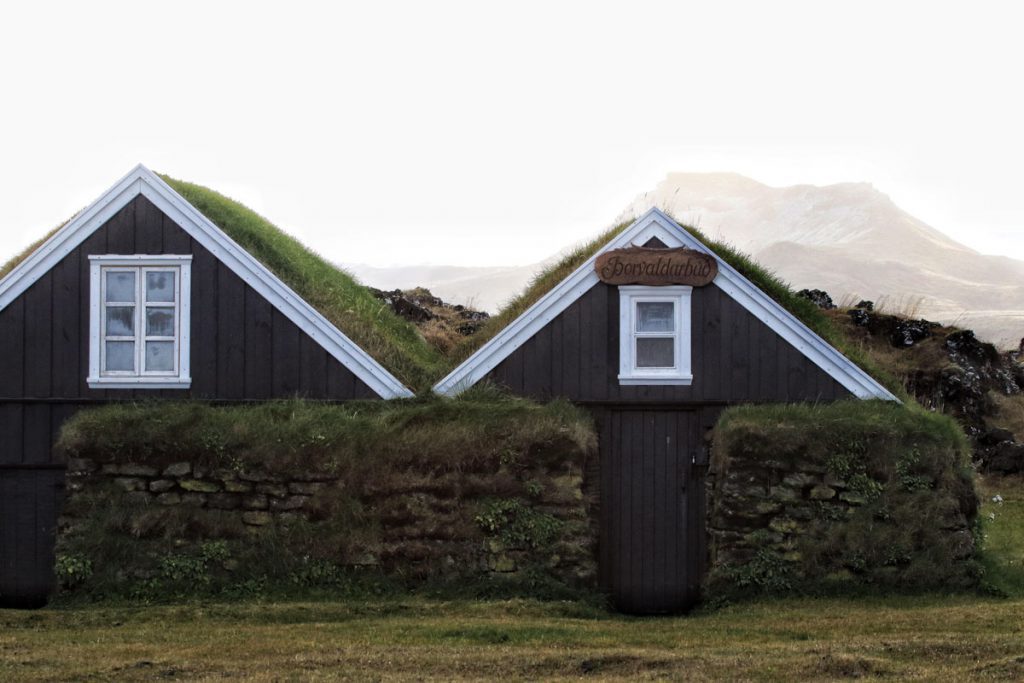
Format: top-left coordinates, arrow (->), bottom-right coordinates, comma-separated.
1,1 -> 1022,268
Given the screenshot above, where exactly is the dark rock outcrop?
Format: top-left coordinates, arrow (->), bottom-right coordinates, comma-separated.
796,288 -> 836,310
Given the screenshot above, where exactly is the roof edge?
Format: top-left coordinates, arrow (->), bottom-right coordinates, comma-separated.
0,164 -> 414,400
434,208 -> 899,401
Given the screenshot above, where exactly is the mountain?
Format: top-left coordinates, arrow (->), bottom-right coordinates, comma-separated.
619,173 -> 1024,348
345,173 -> 1024,349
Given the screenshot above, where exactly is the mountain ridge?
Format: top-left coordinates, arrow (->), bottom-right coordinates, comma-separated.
348,173 -> 1024,348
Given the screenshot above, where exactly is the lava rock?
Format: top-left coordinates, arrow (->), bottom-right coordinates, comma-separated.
855,300 -> 875,311
369,288 -> 435,323
979,427 -> 1015,447
983,441 -> 1024,475
890,319 -> 937,347
848,308 -> 871,327
796,288 -> 835,310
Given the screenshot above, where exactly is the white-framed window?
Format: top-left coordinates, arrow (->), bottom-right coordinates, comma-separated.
87,255 -> 192,389
618,285 -> 693,386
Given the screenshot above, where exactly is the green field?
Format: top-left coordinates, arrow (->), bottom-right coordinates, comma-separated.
2,477 -> 1022,681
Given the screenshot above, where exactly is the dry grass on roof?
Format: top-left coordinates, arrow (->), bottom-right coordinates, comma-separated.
162,177 -> 446,392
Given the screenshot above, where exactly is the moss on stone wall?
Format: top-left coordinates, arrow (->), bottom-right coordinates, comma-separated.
707,401 -> 981,601
54,395 -> 597,602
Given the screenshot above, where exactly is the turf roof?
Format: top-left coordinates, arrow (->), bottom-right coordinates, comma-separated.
0,177 -> 446,393
161,177 -> 446,391
447,215 -> 908,400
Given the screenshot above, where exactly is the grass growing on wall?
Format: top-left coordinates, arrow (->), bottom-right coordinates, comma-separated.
56,393 -> 595,478
710,400 -> 980,600
161,177 -> 446,392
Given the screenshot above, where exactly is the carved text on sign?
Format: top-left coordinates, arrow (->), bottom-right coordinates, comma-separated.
595,246 -> 717,286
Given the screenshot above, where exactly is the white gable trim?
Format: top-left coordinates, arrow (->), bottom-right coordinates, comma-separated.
0,164 -> 414,399
434,208 -> 899,401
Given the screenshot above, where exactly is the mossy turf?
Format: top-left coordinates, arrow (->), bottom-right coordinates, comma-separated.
161,177 -> 445,391
56,391 -> 595,478
449,216 -> 906,399
711,401 -> 981,599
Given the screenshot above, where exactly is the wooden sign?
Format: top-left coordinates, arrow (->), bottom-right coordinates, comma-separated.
595,246 -> 718,286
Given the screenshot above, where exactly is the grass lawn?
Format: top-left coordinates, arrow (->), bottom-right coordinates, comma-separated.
2,476 -> 1022,681
2,596 -> 1023,681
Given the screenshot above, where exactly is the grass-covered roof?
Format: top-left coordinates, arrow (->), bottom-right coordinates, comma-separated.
448,216 -> 907,400
0,177 -> 446,392
161,177 -> 446,391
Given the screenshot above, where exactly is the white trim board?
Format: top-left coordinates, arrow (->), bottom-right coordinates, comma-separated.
433,207 -> 899,401
0,164 -> 414,400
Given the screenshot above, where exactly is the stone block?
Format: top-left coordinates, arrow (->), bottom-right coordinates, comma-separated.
755,501 -> 783,515
114,477 -> 146,492
179,479 -> 221,493
162,462 -> 191,477
149,479 -> 176,493
769,486 -> 801,504
782,472 -> 814,489
242,494 -> 269,510
787,505 -> 814,521
157,492 -> 181,505
269,495 -> 308,511
213,468 -> 238,481
488,554 -> 517,573
118,463 -> 159,477
288,481 -> 325,495
180,493 -> 207,507
823,473 -> 847,489
67,458 -> 96,473
239,469 -> 272,482
809,485 -> 836,500
242,511 -> 272,526
768,516 -> 799,534
839,491 -> 867,505
224,480 -> 253,493
207,493 -> 241,510
256,483 -> 288,498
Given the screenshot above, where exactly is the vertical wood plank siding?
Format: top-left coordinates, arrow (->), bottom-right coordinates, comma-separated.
486,281 -> 852,404
0,194 -> 377,467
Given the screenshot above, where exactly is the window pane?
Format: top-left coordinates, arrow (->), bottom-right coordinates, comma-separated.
636,337 -> 675,368
105,271 -> 135,302
105,341 -> 135,371
105,306 -> 135,335
146,308 -> 175,337
146,271 -> 175,302
637,302 -> 675,332
145,341 -> 175,372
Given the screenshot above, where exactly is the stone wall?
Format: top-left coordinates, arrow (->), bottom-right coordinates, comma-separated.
58,454 -> 596,597
705,402 -> 981,597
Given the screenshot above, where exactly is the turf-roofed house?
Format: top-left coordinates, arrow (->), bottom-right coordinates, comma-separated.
0,165 -> 416,606
436,208 -> 900,614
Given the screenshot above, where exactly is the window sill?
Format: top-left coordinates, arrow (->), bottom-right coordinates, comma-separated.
87,377 -> 192,390
618,374 -> 693,386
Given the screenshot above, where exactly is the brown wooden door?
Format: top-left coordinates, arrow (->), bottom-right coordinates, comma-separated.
599,409 -> 703,614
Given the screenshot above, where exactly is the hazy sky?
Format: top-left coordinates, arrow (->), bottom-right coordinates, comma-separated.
1,1 -> 1022,268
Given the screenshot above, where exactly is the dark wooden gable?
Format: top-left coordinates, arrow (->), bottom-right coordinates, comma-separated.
0,195 -> 376,467
485,259 -> 852,405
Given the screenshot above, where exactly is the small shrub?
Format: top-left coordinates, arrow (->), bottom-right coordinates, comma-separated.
475,499 -> 563,549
